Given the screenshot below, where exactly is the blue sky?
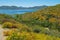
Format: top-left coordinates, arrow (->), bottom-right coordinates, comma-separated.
0,0 -> 60,7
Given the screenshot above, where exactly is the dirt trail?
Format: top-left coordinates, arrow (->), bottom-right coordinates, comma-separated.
0,25 -> 6,40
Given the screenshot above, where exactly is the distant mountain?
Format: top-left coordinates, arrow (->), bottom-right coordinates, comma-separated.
0,5 -> 47,10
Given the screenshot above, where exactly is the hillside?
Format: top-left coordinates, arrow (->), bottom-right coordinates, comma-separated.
0,4 -> 60,40
13,4 -> 60,36
14,4 -> 60,31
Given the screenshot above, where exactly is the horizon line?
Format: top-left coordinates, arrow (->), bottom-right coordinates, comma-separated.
0,4 -> 59,7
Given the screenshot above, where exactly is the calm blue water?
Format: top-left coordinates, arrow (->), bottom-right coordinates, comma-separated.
0,9 -> 38,14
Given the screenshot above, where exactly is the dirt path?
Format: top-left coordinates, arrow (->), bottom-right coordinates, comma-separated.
0,25 -> 6,40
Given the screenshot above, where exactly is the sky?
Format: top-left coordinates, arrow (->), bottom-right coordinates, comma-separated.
0,0 -> 60,7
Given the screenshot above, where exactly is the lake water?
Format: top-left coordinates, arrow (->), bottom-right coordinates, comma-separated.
0,9 -> 38,14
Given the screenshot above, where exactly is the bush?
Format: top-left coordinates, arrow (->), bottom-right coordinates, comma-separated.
2,22 -> 20,28
3,30 -> 10,36
3,22 -> 13,28
6,32 -> 35,40
3,29 -> 18,36
6,32 -> 60,40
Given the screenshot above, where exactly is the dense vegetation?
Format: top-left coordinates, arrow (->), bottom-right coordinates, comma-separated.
0,4 -> 60,40
13,4 -> 60,33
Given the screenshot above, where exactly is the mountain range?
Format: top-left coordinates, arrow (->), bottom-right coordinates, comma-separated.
0,5 -> 47,10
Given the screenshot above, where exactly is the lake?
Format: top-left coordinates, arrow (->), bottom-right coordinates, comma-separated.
0,9 -> 38,14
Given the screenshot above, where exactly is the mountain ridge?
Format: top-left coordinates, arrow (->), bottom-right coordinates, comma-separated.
0,5 -> 47,10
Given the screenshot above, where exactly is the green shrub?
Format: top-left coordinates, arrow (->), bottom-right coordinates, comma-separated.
6,32 -> 35,40
3,22 -> 13,28
6,32 -> 60,40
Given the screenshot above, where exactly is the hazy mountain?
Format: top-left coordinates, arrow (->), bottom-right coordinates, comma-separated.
0,5 -> 47,10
